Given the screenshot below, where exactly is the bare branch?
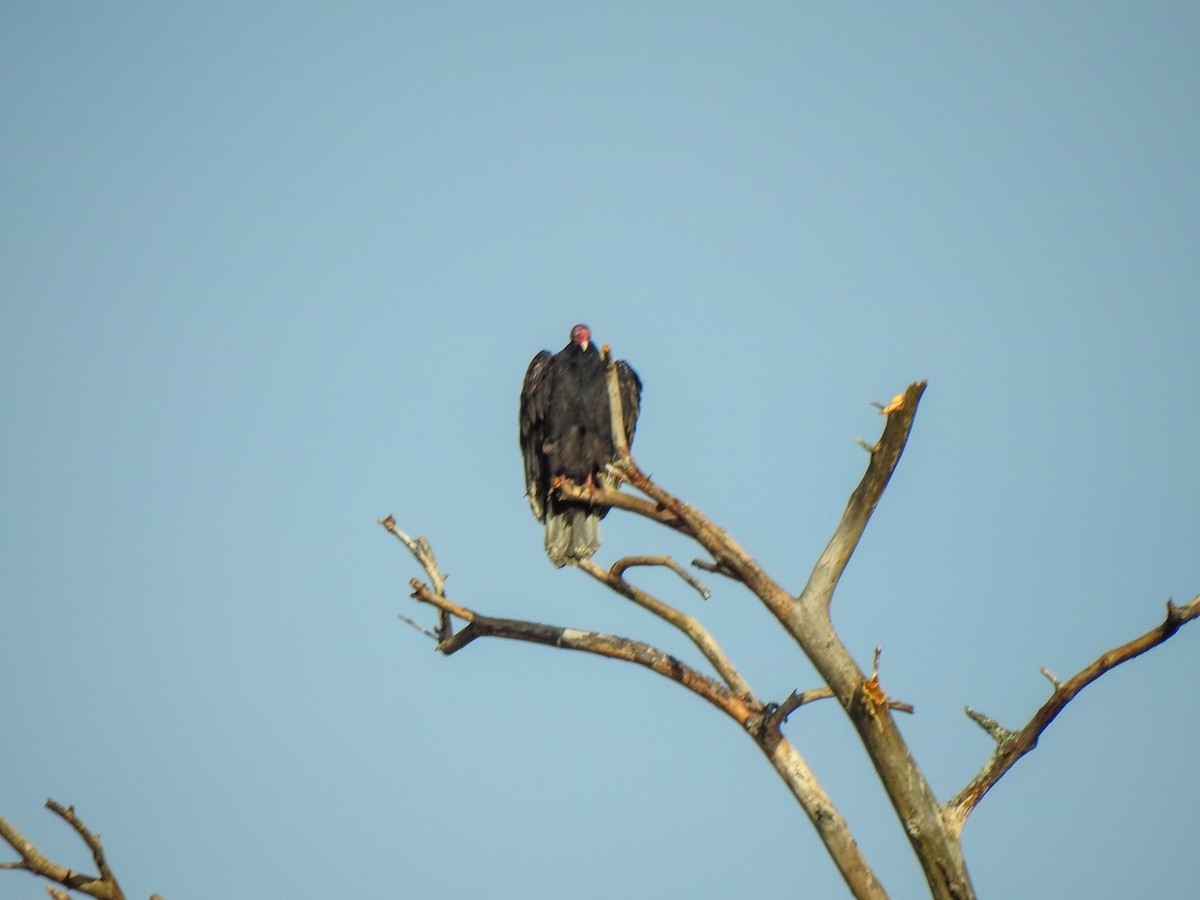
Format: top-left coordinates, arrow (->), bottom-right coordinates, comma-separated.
764,386 -> 976,898
379,517 -> 446,593
600,380 -> 972,898
576,558 -> 754,702
1039,667 -> 1061,689
556,480 -> 685,530
408,577 -> 755,724
759,735 -> 889,900
393,543 -> 888,899
46,801 -> 119,890
767,649 -> 916,731
944,595 -> 1200,837
854,646 -> 916,717
599,350 -> 763,583
0,801 -> 126,900
602,382 -> 929,625
689,557 -> 743,581
611,456 -> 783,612
769,685 -> 835,724
396,613 -> 439,641
799,382 -> 927,614
963,707 -> 1015,744
409,578 -> 475,623
768,683 -> 915,731
379,515 -> 452,640
609,555 -> 711,600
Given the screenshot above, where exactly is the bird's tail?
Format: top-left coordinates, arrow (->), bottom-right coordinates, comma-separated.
544,506 -> 601,567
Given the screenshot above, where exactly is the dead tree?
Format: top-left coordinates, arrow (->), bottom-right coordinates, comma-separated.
381,355 -> 1198,899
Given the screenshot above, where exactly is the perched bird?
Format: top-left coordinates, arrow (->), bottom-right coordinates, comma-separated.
519,324 -> 642,566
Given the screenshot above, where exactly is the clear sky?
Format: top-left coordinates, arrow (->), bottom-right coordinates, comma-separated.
2,3 -> 1197,898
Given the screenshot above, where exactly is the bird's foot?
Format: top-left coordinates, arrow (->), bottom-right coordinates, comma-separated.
583,473 -> 603,499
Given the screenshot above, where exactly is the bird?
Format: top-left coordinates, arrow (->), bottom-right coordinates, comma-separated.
519,323 -> 642,567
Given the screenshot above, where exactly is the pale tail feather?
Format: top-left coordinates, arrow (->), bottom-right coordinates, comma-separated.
544,508 -> 602,567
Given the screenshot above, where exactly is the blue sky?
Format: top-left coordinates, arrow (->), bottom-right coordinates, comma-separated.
2,3 -> 1197,898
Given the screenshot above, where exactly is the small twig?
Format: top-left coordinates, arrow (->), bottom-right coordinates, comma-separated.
858,647 -> 915,718
610,555 -> 711,600
767,678 -> 919,732
380,515 -> 452,640
690,558 -> 743,581
944,594 -> 1200,837
409,578 -> 475,623
1039,667 -> 1061,689
397,613 -> 439,641
379,518 -> 447,594
767,686 -> 835,729
963,707 -> 1015,745
872,392 -> 909,415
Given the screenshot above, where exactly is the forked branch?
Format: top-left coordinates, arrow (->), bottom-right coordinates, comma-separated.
384,530 -> 888,899
598,373 -> 973,900
769,649 -> 916,732
943,595 -> 1200,837
381,512 -> 752,717
404,574 -> 755,725
379,515 -> 451,640
576,557 -> 754,702
0,801 -> 127,900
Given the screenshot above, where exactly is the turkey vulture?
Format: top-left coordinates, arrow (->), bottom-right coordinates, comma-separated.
519,324 -> 642,566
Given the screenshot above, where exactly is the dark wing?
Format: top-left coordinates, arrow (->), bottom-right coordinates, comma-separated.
519,351 -> 554,520
615,360 -> 642,448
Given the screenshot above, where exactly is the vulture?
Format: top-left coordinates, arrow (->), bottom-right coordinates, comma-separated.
519,324 -> 642,567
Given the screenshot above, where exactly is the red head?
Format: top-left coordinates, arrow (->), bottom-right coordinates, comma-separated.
570,323 -> 591,350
